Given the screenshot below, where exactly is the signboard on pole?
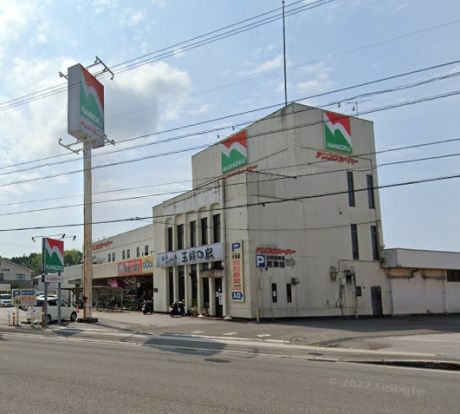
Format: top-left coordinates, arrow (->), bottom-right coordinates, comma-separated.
11,289 -> 36,307
231,241 -> 245,302
42,238 -> 64,274
68,63 -> 105,147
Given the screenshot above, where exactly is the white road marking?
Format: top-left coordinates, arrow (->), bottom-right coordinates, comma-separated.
191,330 -> 204,334
222,332 -> 238,336
257,334 -> 271,338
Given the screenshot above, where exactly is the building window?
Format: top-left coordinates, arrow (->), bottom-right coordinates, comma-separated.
190,221 -> 196,247
127,249 -> 130,259
347,171 -> 355,207
286,283 -> 292,303
447,270 -> 460,282
16,274 -> 26,281
122,250 -> 125,260
108,254 -> 111,263
0,273 -> 3,281
201,217 -> 208,245
271,283 -> 278,303
167,227 -> 173,251
371,225 -> 379,261
367,174 -> 375,209
350,224 -> 359,260
112,252 -> 115,262
144,245 -> 149,256
177,224 -> 184,250
213,214 -> 221,243
136,246 -> 140,257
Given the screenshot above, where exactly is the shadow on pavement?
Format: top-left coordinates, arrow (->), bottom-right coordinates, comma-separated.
142,333 -> 227,357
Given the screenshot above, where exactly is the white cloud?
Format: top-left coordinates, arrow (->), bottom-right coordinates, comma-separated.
0,1 -> 43,63
295,64 -> 333,96
238,55 -> 284,77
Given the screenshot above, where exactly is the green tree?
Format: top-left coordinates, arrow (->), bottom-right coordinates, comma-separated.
9,250 -> 82,275
64,249 -> 83,266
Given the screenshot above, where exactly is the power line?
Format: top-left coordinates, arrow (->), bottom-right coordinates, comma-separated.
1,148 -> 459,218
0,0 -> 331,112
0,171 -> 458,232
3,52 -> 460,176
1,86 -> 460,189
2,59 -> 460,177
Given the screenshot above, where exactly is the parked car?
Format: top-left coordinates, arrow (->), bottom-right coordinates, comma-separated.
0,294 -> 12,307
27,297 -> 78,324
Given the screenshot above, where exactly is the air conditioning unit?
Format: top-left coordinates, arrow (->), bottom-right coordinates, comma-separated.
291,277 -> 300,285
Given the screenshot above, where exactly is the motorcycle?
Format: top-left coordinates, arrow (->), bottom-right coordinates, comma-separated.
142,299 -> 153,315
169,300 -> 186,317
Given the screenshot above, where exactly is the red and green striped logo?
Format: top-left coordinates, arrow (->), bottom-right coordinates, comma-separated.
221,130 -> 248,173
42,238 -> 64,274
323,111 -> 352,154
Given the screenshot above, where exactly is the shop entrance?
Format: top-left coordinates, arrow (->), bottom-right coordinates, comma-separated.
215,277 -> 223,317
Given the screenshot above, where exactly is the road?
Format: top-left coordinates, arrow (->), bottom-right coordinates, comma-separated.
0,332 -> 458,414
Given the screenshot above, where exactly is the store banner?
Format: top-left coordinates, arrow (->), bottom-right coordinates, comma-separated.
231,241 -> 244,302
118,258 -> 142,276
156,243 -> 223,268
117,256 -> 154,276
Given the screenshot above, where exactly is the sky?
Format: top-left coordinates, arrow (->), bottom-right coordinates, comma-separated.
0,0 -> 460,258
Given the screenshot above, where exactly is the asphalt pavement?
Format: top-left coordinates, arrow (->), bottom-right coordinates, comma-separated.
0,332 -> 459,414
2,308 -> 460,362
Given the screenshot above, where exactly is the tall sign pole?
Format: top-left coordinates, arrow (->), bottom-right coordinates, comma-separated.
83,141 -> 93,320
59,57 -> 114,323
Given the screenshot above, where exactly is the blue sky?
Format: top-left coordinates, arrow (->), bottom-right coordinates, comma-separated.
0,0 -> 460,257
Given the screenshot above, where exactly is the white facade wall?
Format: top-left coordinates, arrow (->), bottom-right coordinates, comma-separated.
383,249 -> 460,315
92,224 -> 153,265
154,104 -> 389,318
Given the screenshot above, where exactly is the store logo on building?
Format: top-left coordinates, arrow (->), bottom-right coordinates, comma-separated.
323,111 -> 352,155
221,130 -> 248,173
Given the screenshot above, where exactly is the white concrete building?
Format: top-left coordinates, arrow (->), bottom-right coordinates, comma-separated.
383,248 -> 460,314
63,224 -> 154,308
153,103 -> 388,318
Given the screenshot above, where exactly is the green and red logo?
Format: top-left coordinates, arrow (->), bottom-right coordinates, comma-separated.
68,63 -> 105,143
42,238 -> 64,274
323,111 -> 352,154
221,130 -> 248,173
80,66 -> 104,132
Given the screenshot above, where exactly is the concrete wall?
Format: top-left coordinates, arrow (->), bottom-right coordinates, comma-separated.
92,224 -> 153,264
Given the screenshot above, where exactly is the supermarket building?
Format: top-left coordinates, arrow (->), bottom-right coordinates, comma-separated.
152,103 -> 387,319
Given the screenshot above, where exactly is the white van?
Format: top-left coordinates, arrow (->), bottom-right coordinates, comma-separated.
0,293 -> 12,307
27,297 -> 78,324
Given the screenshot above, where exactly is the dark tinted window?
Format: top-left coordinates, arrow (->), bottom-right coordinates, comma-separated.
367,174 -> 375,209
177,224 -> 184,250
347,171 -> 355,207
201,217 -> 208,245
351,224 -> 359,260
